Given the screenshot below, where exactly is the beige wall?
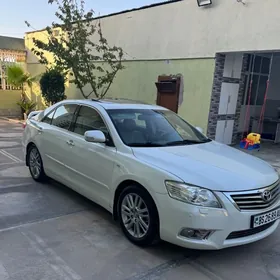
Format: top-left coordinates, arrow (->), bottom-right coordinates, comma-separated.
25,29 -> 60,64
26,0 -> 280,62
0,90 -> 21,116
26,47 -> 215,130
25,2 -> 226,130
25,63 -> 46,110
65,59 -> 215,131
91,0 -> 280,59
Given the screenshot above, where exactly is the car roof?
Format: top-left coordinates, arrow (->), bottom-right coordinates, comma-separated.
66,98 -> 168,110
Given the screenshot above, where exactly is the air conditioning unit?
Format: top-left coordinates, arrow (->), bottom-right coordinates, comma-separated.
197,0 -> 212,7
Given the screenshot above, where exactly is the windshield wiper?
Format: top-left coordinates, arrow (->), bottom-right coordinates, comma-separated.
129,142 -> 164,147
165,139 -> 211,146
128,138 -> 211,147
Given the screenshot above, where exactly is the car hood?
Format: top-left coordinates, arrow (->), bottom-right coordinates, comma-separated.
132,141 -> 279,192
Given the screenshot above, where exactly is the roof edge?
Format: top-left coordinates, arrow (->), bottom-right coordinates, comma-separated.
0,35 -> 24,40
25,0 -> 183,35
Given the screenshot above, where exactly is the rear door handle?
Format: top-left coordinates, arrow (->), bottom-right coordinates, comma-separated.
66,140 -> 75,146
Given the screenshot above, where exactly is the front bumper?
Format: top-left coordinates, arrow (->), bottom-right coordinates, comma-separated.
156,192 -> 280,250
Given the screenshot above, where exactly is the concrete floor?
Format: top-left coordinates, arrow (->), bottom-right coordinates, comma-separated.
1,119 -> 280,280
237,142 -> 280,173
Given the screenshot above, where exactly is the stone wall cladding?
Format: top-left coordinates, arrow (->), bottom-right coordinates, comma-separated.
207,53 -> 249,144
207,54 -> 225,139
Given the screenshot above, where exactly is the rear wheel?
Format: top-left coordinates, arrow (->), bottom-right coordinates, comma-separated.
27,145 -> 46,182
118,185 -> 159,246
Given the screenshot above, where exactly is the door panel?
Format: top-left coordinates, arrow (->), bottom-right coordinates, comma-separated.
62,105 -> 117,209
217,82 -> 239,144
218,83 -> 239,115
40,127 -> 74,178
223,53 -> 243,79
36,104 -> 78,179
215,120 -> 234,145
64,133 -> 116,209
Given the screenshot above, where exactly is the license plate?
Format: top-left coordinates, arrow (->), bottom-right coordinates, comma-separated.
252,207 -> 280,228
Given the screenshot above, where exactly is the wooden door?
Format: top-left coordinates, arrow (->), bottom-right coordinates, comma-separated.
155,75 -> 180,113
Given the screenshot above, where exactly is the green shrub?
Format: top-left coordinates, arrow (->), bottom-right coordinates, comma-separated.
40,69 -> 66,105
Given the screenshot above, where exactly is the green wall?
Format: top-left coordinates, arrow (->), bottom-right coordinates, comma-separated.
28,58 -> 215,131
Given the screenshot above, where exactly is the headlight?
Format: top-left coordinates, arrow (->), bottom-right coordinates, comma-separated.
165,181 -> 222,208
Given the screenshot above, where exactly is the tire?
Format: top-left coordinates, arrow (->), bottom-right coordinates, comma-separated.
118,185 -> 159,246
27,144 -> 47,182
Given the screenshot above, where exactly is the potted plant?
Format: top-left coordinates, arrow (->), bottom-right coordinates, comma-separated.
16,100 -> 37,120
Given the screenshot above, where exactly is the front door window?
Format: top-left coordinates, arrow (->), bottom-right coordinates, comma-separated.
72,106 -> 108,136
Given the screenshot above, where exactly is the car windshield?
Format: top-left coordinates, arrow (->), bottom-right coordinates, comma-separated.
106,109 -> 211,147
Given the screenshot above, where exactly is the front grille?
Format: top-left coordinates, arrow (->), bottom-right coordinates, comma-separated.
227,180 -> 280,211
226,221 -> 275,240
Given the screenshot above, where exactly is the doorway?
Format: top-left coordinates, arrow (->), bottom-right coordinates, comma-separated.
155,75 -> 180,113
239,53 -> 280,143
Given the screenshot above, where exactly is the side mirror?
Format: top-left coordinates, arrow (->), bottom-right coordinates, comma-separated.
195,127 -> 204,134
84,130 -> 106,143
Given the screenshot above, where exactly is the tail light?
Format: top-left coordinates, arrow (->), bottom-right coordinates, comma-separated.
22,122 -> 26,129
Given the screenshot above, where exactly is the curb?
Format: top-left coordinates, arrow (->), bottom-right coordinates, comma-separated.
0,117 -> 24,124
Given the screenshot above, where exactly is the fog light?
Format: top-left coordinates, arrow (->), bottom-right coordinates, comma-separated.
180,228 -> 213,240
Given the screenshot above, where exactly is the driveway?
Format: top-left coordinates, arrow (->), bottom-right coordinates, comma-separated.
0,119 -> 280,280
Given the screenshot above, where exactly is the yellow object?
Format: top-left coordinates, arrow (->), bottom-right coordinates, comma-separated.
246,133 -> 261,144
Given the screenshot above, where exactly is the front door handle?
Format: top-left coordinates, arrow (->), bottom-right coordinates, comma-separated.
66,140 -> 75,146
37,126 -> 43,134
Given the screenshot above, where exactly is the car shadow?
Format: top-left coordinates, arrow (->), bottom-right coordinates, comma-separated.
37,178 -> 280,280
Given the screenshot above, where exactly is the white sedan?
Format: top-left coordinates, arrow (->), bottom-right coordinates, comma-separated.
22,99 -> 280,250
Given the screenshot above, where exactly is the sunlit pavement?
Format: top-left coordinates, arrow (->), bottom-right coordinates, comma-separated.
0,118 -> 280,280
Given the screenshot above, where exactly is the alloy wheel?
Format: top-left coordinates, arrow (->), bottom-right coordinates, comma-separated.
121,193 -> 150,239
29,147 -> 42,179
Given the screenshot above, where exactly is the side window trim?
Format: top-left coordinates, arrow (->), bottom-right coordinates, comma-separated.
65,104 -> 80,131
41,108 -> 56,124
69,105 -> 81,132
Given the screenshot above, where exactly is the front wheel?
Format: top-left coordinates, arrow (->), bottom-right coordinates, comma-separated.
118,185 -> 159,246
27,145 -> 46,182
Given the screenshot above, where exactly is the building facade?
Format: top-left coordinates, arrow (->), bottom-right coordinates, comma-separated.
25,0 -> 280,143
0,35 -> 26,116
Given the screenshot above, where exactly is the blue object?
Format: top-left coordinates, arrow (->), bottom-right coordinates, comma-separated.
247,144 -> 260,150
239,141 -> 246,149
239,141 -> 260,150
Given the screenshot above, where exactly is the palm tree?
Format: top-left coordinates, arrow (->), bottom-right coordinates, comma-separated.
6,65 -> 36,119
7,65 -> 34,101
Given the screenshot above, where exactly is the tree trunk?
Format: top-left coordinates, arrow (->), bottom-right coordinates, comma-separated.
20,84 -> 28,120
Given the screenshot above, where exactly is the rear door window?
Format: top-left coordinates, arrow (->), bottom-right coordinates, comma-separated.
41,110 -> 56,124
51,104 -> 78,130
